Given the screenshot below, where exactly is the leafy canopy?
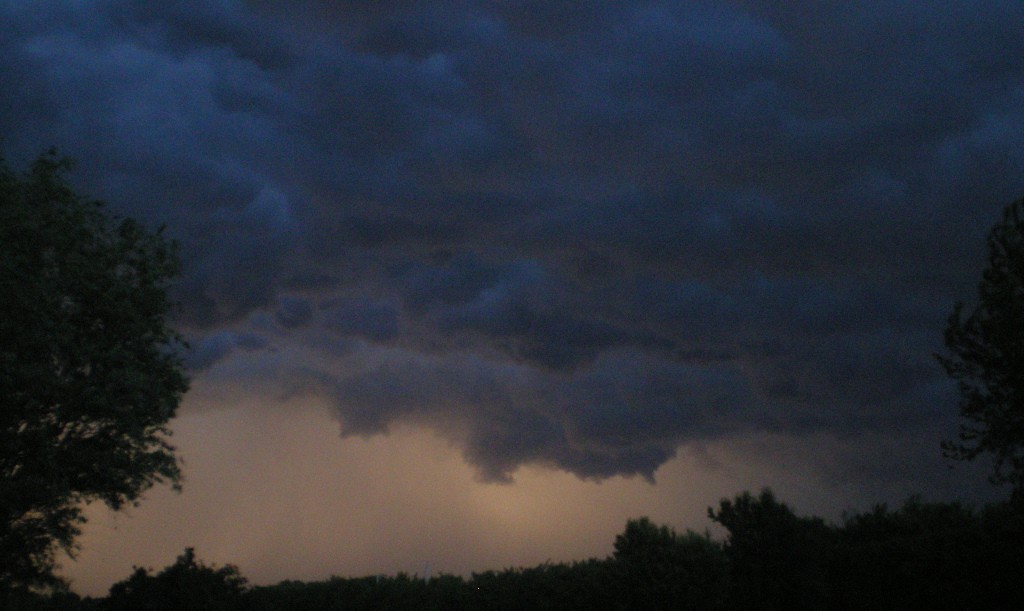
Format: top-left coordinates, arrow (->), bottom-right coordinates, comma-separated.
939,198 -> 1024,497
104,548 -> 248,611
0,151 -> 188,591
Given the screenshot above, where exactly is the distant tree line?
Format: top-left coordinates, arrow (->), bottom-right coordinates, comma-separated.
6,489 -> 1022,611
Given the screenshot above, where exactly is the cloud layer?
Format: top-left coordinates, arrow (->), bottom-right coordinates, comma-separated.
4,0 -> 1024,484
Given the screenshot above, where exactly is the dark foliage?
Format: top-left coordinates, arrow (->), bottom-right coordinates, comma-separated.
613,517 -> 729,610
0,152 -> 187,591
709,489 -> 834,611
241,497 -> 1022,611
466,560 -> 622,611
0,586 -> 94,611
11,492 -> 1023,611
939,197 -> 1024,497
102,548 -> 246,611
249,573 -> 474,611
831,497 -> 1022,610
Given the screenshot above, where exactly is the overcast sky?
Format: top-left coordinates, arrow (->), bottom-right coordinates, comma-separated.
3,0 -> 1024,596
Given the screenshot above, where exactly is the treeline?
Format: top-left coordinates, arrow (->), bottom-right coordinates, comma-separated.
7,489 -> 1023,611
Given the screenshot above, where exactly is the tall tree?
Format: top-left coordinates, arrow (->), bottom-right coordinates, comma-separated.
0,152 -> 188,592
939,198 -> 1024,498
613,517 -> 729,611
708,489 -> 834,611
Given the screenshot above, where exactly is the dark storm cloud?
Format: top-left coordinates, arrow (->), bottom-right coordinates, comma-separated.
329,348 -> 755,482
186,331 -> 271,371
273,296 -> 314,329
322,297 -> 400,343
4,0 -> 1024,484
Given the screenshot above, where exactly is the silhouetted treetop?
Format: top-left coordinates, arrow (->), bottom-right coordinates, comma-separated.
0,151 -> 188,591
939,197 -> 1024,498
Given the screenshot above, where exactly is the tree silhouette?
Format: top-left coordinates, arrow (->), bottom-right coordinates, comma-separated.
708,489 -> 833,610
103,548 -> 247,611
0,152 -> 188,591
613,517 -> 729,610
939,197 -> 1024,498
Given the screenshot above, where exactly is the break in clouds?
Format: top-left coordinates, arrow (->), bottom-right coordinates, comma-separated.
3,0 -> 1024,483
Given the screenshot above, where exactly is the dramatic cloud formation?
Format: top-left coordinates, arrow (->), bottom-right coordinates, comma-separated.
4,0 -> 1023,509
